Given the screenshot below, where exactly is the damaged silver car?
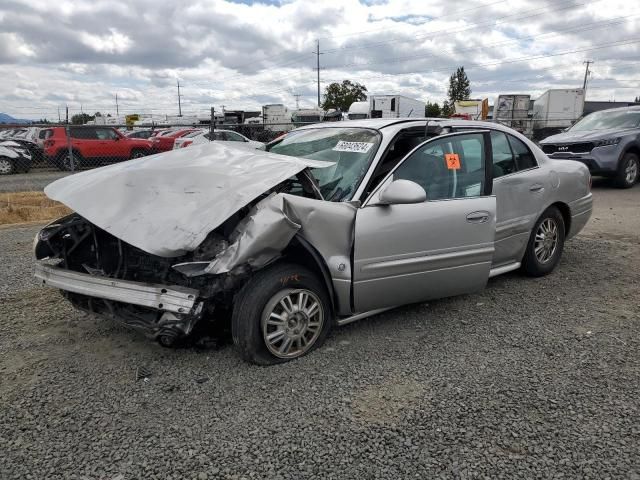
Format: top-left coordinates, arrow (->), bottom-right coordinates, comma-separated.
34,119 -> 593,364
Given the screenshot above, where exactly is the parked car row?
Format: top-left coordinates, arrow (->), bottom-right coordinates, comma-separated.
0,140 -> 32,174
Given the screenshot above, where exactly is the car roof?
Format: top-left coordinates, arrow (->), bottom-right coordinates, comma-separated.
293,117 -> 518,133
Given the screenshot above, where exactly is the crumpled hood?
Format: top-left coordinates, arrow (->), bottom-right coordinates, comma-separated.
45,141 -> 332,257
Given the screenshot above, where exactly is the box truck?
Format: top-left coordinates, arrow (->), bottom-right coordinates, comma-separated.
533,88 -> 585,139
261,104 -> 293,133
494,94 -> 531,136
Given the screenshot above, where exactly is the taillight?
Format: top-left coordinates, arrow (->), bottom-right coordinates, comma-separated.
181,140 -> 193,148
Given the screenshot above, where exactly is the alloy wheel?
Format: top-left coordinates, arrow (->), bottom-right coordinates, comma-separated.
0,158 -> 12,175
625,157 -> 638,184
261,288 -> 324,359
534,218 -> 559,264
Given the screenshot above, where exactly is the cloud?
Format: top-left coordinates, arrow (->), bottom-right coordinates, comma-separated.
0,0 -> 639,119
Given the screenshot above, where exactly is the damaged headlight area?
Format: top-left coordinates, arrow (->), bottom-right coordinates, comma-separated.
34,214 -> 252,345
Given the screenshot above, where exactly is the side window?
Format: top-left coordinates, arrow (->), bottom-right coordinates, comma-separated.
95,128 -> 119,140
390,98 -> 396,112
490,131 -> 516,177
226,131 -> 245,142
392,133 -> 486,200
70,127 -> 97,140
508,135 -> 537,170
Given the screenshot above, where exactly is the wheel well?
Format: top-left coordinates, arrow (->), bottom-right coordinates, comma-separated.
550,202 -> 571,237
622,145 -> 640,159
56,148 -> 82,159
281,236 -> 336,314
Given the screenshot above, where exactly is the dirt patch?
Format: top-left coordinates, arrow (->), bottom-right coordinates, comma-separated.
352,378 -> 429,425
0,191 -> 70,225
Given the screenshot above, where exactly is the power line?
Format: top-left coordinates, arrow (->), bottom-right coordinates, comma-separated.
321,0 -> 599,55
322,13 -> 638,71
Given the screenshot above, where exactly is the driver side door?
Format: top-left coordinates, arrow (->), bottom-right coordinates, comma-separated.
353,131 -> 496,312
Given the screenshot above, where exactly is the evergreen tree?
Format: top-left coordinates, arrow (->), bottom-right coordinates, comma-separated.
425,101 -> 441,117
447,67 -> 471,104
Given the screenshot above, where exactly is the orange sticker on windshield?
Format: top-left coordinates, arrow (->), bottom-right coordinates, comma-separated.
445,153 -> 461,170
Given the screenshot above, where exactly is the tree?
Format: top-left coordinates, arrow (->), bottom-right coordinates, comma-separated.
441,100 -> 454,117
635,96 -> 640,103
71,113 -> 93,125
447,66 -> 471,105
321,80 -> 367,111
425,101 -> 441,117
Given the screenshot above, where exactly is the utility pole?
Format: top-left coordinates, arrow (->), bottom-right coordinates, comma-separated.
65,105 -> 69,124
58,106 -> 61,123
177,80 -> 182,117
316,40 -> 321,107
293,94 -> 301,110
582,60 -> 594,92
115,93 -> 119,116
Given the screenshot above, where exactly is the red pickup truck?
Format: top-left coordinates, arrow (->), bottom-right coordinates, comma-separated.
42,126 -> 153,170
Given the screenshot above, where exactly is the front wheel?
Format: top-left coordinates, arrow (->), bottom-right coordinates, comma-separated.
231,263 -> 332,365
613,152 -> 639,189
130,149 -> 148,159
522,206 -> 566,277
0,156 -> 15,175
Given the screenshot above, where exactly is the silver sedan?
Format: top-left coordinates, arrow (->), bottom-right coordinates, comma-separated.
34,118 -> 592,364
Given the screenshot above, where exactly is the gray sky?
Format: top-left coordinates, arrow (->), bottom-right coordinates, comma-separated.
1,0 -> 639,120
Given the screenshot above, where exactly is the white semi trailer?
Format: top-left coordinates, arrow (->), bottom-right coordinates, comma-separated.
347,95 -> 426,120
533,88 -> 585,139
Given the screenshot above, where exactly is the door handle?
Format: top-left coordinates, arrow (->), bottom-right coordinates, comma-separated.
529,184 -> 544,192
466,211 -> 490,223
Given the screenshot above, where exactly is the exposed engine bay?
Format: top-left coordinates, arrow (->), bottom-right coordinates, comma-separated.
34,169 -> 356,345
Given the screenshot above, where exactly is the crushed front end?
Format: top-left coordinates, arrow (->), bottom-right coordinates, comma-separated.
33,214 -> 244,346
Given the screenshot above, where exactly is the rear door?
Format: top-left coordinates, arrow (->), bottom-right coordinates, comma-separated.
489,131 -> 545,266
69,127 -> 99,158
353,131 -> 496,312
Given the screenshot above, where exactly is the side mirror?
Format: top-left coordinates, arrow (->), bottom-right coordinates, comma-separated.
379,179 -> 427,205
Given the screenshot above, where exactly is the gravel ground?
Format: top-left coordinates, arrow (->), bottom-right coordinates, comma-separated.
0,170 -> 70,193
1,184 -> 639,479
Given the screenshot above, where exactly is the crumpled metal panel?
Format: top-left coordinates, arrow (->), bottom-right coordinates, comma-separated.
173,193 -> 357,278
44,142 -> 332,257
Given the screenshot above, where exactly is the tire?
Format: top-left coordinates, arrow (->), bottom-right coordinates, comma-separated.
57,150 -> 82,171
522,206 -> 566,277
613,152 -> 639,189
130,148 -> 147,159
231,262 -> 332,365
0,156 -> 15,175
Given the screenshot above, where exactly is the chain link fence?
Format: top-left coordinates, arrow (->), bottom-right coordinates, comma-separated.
0,118 -> 578,175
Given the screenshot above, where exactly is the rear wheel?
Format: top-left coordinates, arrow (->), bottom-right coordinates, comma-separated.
58,151 -> 82,171
614,152 -> 639,189
522,206 -> 565,277
231,262 -> 332,365
0,157 -> 15,175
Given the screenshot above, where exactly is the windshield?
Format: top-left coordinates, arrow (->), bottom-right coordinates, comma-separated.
570,110 -> 640,131
269,127 -> 380,201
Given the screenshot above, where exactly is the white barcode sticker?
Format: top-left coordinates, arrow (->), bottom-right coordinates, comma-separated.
332,141 -> 374,153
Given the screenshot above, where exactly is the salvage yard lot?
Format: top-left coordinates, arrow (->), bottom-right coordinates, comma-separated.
1,183 -> 639,479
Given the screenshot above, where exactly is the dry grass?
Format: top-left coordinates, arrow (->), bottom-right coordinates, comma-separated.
0,191 -> 71,225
